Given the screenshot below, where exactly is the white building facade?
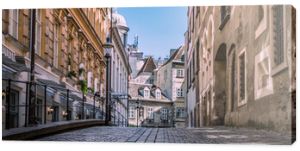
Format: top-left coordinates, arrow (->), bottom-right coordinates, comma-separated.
109,11 -> 132,126
156,47 -> 186,127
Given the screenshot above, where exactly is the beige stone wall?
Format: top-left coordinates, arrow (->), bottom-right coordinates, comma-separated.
186,5 -> 295,134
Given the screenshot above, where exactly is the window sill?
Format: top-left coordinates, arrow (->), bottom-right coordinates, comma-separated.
4,33 -> 28,52
271,62 -> 288,77
237,99 -> 247,107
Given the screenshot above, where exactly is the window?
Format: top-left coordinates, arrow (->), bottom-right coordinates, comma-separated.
35,10 -> 42,55
94,78 -> 99,92
160,108 -> 168,120
219,6 -> 231,30
255,6 -> 267,39
238,49 -> 246,106
9,9 -> 18,39
5,89 -> 19,129
176,107 -> 185,118
176,88 -> 183,97
144,89 -> 150,98
230,51 -> 236,112
149,79 -> 154,84
187,68 -> 189,90
181,54 -> 185,62
164,70 -> 167,81
147,107 -> 154,119
196,40 -> 200,72
156,90 -> 161,99
221,6 -> 231,21
129,106 -> 135,118
254,46 -> 273,100
176,69 -> 184,77
272,6 -> 285,66
36,98 -> 43,124
87,71 -> 93,88
53,23 -> 59,68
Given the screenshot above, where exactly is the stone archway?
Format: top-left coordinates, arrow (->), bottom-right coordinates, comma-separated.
213,43 -> 227,125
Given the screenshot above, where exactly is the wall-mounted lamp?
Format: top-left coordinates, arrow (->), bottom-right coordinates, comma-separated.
47,106 -> 54,115
62,110 -> 68,117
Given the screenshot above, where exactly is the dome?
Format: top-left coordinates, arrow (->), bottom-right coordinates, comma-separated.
112,12 -> 128,28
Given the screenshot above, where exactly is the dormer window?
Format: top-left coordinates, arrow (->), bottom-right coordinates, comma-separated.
156,89 -> 161,99
144,87 -> 150,98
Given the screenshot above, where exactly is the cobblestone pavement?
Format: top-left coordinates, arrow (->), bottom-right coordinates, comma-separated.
36,126 -> 292,144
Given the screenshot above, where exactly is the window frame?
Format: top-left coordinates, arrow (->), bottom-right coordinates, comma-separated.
129,106 -> 135,119
237,48 -> 247,107
144,88 -> 150,98
219,6 -> 231,30
8,9 -> 18,39
35,9 -> 42,55
160,108 -> 168,120
254,46 -> 274,100
176,88 -> 183,98
176,69 -> 184,78
269,5 -> 288,76
147,107 -> 154,119
53,23 -> 59,68
156,90 -> 161,99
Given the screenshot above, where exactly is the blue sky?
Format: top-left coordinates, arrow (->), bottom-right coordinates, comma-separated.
118,7 -> 187,59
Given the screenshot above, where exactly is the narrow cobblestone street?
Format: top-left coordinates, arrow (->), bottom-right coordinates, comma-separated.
36,126 -> 291,144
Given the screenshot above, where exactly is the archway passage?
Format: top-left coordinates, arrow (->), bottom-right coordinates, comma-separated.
213,43 -> 227,125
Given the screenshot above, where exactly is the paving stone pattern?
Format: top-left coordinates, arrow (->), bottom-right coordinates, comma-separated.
36,126 -> 292,144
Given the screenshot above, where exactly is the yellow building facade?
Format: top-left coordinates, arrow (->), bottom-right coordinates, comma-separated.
2,8 -> 111,129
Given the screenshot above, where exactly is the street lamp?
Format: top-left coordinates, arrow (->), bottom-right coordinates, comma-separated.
104,38 -> 113,125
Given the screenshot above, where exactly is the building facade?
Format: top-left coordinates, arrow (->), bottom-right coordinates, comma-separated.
128,83 -> 173,127
2,8 -> 111,129
128,56 -> 174,127
109,11 -> 132,126
185,5 -> 296,135
184,7 -> 201,128
156,46 -> 186,127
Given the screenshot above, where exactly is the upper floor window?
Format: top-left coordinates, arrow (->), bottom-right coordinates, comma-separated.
35,9 -> 42,55
176,69 -> 184,78
160,108 -> 168,120
53,23 -> 59,68
254,46 -> 273,100
219,6 -> 231,30
129,106 -> 135,118
87,71 -> 93,88
144,89 -> 150,98
238,48 -> 247,106
176,107 -> 185,118
9,9 -> 18,39
272,5 -> 285,66
164,70 -> 167,81
147,107 -> 154,119
176,88 -> 183,97
156,90 -> 161,99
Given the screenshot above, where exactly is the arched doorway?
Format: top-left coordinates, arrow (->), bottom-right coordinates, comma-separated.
213,43 -> 227,125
